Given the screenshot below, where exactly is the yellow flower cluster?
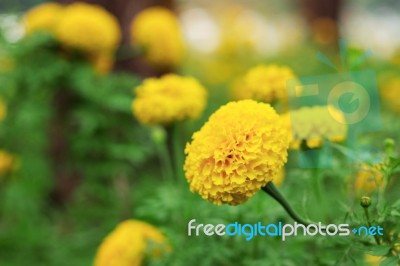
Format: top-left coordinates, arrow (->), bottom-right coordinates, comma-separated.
354,163 -> 384,195
184,100 -> 289,205
380,77 -> 400,113
130,7 -> 184,68
0,150 -> 14,176
132,74 -> 207,125
23,2 -> 120,74
232,64 -> 297,103
281,105 -> 347,149
94,220 -> 169,266
56,2 -> 121,54
23,2 -> 63,35
0,98 -> 6,121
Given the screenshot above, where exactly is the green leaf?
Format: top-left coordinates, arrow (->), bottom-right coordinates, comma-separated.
380,256 -> 399,266
367,245 -> 392,256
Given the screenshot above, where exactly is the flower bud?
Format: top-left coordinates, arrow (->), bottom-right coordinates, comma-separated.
360,196 -> 371,208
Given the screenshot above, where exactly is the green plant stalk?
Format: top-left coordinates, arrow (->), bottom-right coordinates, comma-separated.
262,182 -> 311,225
363,207 -> 381,245
155,140 -> 174,181
172,123 -> 186,183
312,168 -> 323,202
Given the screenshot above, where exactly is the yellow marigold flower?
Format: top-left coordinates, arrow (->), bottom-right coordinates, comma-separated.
273,168 -> 285,186
0,98 -> 6,121
354,163 -> 384,195
0,150 -> 14,176
281,105 -> 347,150
23,2 -> 63,35
130,7 -> 184,68
56,2 -> 120,54
184,100 -> 289,205
94,220 -> 169,266
132,74 -> 207,125
232,64 -> 297,103
380,77 -> 400,113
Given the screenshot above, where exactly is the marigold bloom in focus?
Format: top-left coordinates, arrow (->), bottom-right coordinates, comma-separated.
0,99 -> 6,121
23,2 -> 63,35
184,100 -> 289,205
354,163 -> 384,195
130,7 -> 184,68
94,220 -> 169,266
56,2 -> 120,54
273,168 -> 285,186
281,105 -> 347,149
232,64 -> 297,103
132,74 -> 207,125
0,150 -> 14,176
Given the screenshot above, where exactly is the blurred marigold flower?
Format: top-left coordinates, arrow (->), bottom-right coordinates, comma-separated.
130,7 -> 184,68
232,64 -> 297,103
56,2 -> 121,54
184,100 -> 289,205
0,150 -> 14,176
0,98 -> 6,121
23,2 -> 63,35
132,74 -> 207,125
281,105 -> 347,149
380,77 -> 400,113
354,163 -> 384,195
94,220 -> 169,266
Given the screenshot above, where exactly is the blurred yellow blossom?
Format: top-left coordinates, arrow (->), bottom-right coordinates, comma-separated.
281,105 -> 347,149
354,163 -> 384,195
23,2 -> 63,35
132,74 -> 207,125
94,220 -> 169,266
130,7 -> 184,68
56,2 -> 120,54
232,64 -> 297,103
184,100 -> 289,205
0,150 -> 14,176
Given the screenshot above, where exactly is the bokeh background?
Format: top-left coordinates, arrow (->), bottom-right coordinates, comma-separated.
1,0 -> 400,265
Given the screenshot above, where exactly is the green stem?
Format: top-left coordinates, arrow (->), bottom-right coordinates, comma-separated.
155,139 -> 174,181
312,168 -> 323,202
172,123 -> 185,183
262,182 -> 311,225
363,207 -> 381,245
